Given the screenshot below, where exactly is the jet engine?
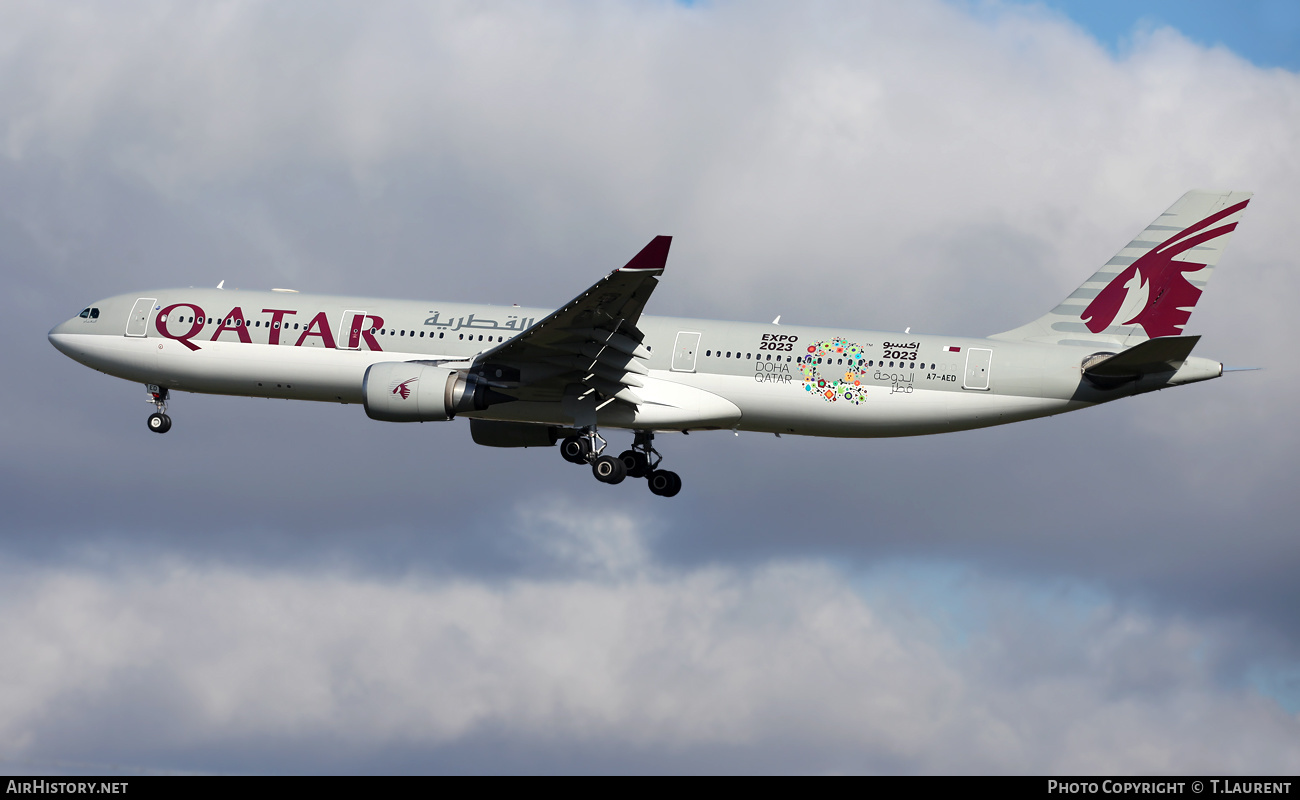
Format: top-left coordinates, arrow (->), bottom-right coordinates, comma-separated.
363,362 -> 511,422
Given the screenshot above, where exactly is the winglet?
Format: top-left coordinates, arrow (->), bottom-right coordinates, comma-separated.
618,236 -> 672,273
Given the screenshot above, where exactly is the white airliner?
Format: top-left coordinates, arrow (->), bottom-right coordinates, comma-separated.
50,190 -> 1250,497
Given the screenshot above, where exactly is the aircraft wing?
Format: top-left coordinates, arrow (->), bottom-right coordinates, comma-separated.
464,236 -> 672,407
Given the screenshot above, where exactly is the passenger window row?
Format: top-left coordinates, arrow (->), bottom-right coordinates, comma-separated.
704,350 -> 793,362
701,347 -> 937,371
159,314 -> 299,329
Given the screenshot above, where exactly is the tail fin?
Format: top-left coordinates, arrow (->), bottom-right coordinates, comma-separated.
991,190 -> 1252,346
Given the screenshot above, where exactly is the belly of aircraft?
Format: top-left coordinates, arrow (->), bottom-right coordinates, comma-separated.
478,372 -> 1081,437
664,373 -> 1077,437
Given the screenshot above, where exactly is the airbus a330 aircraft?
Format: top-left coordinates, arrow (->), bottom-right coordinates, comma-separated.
50,190 -> 1250,497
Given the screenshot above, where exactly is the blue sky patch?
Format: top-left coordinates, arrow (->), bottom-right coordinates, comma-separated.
1029,0 -> 1300,71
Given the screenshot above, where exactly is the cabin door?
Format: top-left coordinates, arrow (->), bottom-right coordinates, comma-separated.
339,310 -> 370,350
125,298 -> 157,337
962,348 -> 993,391
671,332 -> 702,372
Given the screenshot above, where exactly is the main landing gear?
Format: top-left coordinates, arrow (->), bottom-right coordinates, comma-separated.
146,385 -> 172,434
560,429 -> 682,497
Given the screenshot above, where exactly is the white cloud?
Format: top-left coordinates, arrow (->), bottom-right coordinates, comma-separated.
1,508 -> 1296,774
511,497 -> 654,578
5,2 -> 1296,341
6,1 -> 1295,339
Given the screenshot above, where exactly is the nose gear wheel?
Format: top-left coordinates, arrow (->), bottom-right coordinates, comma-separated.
146,385 -> 172,434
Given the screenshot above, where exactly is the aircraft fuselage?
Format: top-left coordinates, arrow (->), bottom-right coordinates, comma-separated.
48,287 -> 1220,439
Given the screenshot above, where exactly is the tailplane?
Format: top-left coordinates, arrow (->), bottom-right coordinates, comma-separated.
991,190 -> 1252,346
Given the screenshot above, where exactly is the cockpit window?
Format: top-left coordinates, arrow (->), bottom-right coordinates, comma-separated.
79,308 -> 90,318
90,308 -> 99,319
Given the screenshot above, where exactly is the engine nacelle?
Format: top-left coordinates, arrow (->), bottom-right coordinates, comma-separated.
470,419 -> 573,448
363,362 -> 499,422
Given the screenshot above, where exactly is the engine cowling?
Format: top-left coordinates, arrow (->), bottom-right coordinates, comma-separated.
363,362 -> 498,422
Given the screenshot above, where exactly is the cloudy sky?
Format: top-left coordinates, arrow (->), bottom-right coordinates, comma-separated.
3,0 -> 1299,775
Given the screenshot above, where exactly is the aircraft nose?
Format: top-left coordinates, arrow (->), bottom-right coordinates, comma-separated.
48,320 -> 77,355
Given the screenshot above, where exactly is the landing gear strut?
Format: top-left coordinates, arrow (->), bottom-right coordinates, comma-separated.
146,385 -> 172,434
559,429 -> 681,496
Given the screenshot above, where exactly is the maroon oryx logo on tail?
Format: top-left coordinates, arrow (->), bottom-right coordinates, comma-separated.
392,378 -> 418,400
1082,199 -> 1248,338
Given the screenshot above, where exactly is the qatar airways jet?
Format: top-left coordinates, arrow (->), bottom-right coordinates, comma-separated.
49,190 -> 1250,497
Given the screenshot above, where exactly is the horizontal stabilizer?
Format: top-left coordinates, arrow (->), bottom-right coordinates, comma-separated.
1084,335 -> 1199,378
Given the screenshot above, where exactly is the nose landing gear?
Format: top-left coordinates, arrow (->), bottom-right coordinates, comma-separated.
146,385 -> 172,434
559,429 -> 681,496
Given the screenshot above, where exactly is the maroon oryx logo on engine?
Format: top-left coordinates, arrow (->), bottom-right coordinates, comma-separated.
392,378 -> 418,400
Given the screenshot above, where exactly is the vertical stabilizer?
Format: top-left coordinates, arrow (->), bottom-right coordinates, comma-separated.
991,190 -> 1251,346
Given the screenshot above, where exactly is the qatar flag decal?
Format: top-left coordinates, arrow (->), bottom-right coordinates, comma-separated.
942,346 -> 961,353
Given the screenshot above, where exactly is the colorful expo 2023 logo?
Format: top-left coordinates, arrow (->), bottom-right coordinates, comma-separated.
800,338 -> 868,405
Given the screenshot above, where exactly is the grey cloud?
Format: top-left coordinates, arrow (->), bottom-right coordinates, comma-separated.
1,515 -> 1298,774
